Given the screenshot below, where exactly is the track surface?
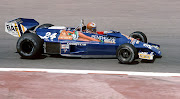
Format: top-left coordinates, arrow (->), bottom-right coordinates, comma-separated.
0,0 -> 180,73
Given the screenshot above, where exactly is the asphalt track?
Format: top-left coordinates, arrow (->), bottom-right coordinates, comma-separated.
0,0 -> 180,73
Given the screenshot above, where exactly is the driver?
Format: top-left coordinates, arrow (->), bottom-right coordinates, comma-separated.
86,22 -> 97,33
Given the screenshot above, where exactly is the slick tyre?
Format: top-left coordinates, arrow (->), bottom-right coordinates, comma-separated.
116,43 -> 138,64
129,31 -> 147,43
16,33 -> 43,59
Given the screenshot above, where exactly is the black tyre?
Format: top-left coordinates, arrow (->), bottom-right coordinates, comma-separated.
116,43 -> 138,64
37,23 -> 54,29
129,31 -> 147,43
16,33 -> 43,59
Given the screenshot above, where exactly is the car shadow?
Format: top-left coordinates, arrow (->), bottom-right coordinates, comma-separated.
20,55 -> 47,60
49,54 -> 116,59
141,59 -> 155,63
118,61 -> 140,65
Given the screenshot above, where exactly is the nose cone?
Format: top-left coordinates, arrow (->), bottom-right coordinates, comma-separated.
133,41 -> 162,57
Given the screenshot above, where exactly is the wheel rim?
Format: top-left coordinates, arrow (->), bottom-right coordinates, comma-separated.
20,40 -> 34,54
118,48 -> 132,61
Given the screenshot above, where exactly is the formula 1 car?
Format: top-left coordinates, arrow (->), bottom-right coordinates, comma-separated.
5,18 -> 162,64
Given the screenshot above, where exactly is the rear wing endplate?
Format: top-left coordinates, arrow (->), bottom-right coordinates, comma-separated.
5,18 -> 39,37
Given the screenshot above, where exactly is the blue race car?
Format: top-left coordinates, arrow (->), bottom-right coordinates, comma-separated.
5,18 -> 162,64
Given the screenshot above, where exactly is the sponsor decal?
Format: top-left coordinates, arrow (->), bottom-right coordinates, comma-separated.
91,35 -> 116,44
39,32 -> 57,41
58,30 -> 100,42
61,44 -> 69,49
6,24 -> 16,32
67,42 -> 86,46
5,23 -> 21,37
71,31 -> 79,40
58,30 -> 79,40
61,44 -> 69,53
152,45 -> 160,49
138,52 -> 154,60
143,44 -> 152,49
14,18 -> 23,23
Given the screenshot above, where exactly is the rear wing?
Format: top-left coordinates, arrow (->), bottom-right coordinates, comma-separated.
5,18 -> 39,37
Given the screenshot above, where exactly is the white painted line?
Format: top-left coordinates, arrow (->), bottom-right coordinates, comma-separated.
0,68 -> 180,77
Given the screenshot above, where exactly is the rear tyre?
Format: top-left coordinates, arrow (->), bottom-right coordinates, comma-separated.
129,31 -> 147,43
116,43 -> 138,64
16,33 -> 43,59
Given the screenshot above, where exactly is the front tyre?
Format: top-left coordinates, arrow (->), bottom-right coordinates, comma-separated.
116,43 -> 138,64
16,33 -> 43,59
129,31 -> 147,43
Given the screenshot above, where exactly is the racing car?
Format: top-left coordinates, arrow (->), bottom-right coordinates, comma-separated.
5,18 -> 162,64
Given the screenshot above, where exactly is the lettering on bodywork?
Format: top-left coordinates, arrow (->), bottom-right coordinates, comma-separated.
67,43 -> 86,46
91,35 -> 116,44
6,25 -> 16,32
143,44 -> 152,49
